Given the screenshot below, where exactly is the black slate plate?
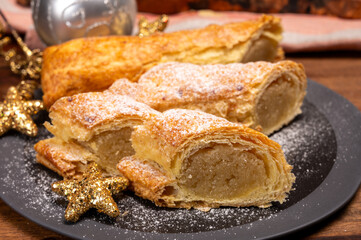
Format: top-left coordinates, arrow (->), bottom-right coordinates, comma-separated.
0,79 -> 360,240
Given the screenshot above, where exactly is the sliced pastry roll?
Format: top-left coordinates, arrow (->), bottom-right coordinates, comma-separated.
42,15 -> 283,108
109,60 -> 307,135
35,93 -> 158,178
117,109 -> 295,210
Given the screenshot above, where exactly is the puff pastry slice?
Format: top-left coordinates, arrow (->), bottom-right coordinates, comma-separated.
117,109 -> 295,210
35,93 -> 159,177
41,15 -> 283,108
35,137 -> 92,178
109,60 -> 307,135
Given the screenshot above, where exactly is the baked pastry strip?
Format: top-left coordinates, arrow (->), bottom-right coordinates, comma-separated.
109,60 -> 307,135
41,15 -> 283,108
35,138 -> 92,179
117,109 -> 295,210
35,93 -> 159,178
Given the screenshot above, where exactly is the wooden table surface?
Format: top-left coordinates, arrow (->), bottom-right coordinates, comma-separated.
0,51 -> 360,240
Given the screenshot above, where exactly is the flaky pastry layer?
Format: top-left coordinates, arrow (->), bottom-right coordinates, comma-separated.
117,109 -> 295,210
35,138 -> 92,178
41,15 -> 283,108
109,61 -> 307,135
35,93 -> 159,178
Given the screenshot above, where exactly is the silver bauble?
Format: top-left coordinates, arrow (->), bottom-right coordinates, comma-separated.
31,0 -> 137,46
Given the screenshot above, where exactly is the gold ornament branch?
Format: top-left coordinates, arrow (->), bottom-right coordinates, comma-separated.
0,10 -> 42,80
137,14 -> 169,37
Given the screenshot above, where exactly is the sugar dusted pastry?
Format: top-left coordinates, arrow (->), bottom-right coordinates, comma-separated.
117,109 -> 295,210
35,93 -> 159,178
109,60 -> 307,135
41,15 -> 283,108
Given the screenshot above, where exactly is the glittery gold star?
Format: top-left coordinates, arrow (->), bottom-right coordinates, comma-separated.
52,162 -> 129,222
0,81 -> 44,137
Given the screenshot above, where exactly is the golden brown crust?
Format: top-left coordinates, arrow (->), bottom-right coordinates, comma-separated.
35,93 -> 159,178
109,60 -> 307,135
132,109 -> 281,170
34,138 -> 90,178
117,156 -> 174,205
119,109 -> 295,210
49,92 -> 158,130
110,60 -> 305,110
46,92 -> 159,142
36,95 -> 295,210
41,15 -> 283,108
151,108 -> 277,149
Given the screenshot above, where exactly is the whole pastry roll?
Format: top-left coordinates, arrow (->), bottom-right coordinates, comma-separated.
41,15 -> 283,108
109,60 -> 307,135
35,93 -> 159,178
117,109 -> 295,210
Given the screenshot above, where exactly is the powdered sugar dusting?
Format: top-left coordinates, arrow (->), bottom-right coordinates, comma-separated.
109,61 -> 297,109
140,62 -> 272,93
151,109 -> 241,147
271,100 -> 336,198
51,93 -> 158,129
1,127 -> 64,220
0,100 -> 337,238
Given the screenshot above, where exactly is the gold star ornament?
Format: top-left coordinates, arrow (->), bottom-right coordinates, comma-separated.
0,80 -> 44,137
52,162 -> 129,222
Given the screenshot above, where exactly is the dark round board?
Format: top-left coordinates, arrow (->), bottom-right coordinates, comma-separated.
0,79 -> 360,240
